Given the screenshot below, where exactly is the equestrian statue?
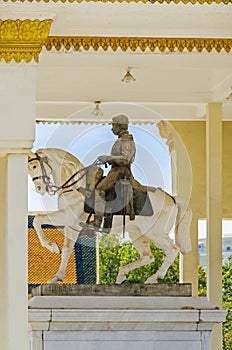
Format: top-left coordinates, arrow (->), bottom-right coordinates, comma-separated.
28,115 -> 192,284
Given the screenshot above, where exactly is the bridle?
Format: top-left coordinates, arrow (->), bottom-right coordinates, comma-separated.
28,153 -> 59,195
28,153 -> 97,196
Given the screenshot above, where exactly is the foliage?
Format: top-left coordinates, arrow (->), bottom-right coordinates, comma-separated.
222,256 -> 232,350
99,234 -> 179,284
222,255 -> 232,303
198,266 -> 207,297
99,235 -> 232,349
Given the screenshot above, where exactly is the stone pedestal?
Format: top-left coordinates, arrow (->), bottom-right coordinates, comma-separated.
28,285 -> 227,350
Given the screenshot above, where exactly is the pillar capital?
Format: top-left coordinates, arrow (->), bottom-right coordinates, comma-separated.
0,140 -> 34,156
0,19 -> 53,63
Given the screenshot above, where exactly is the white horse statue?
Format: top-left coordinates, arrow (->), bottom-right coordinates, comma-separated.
28,147 -> 192,284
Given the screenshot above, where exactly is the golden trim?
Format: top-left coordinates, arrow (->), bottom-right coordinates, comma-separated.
45,36 -> 232,54
157,121 -> 174,153
0,19 -> 53,63
2,0 -> 232,4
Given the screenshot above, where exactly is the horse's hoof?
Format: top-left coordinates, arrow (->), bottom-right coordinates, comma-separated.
116,275 -> 126,284
50,242 -> 60,254
47,275 -> 63,284
79,228 -> 96,239
144,277 -> 157,284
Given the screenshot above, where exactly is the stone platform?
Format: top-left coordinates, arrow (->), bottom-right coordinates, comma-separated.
28,284 -> 227,350
32,283 -> 192,297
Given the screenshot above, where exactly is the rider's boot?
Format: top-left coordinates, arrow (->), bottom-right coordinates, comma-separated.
88,190 -> 110,232
88,214 -> 103,229
81,189 -> 110,233
89,214 -> 111,234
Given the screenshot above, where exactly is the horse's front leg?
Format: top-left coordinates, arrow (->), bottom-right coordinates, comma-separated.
33,209 -> 73,254
47,226 -> 77,284
33,214 -> 60,254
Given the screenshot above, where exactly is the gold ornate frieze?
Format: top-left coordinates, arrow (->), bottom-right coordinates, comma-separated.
2,0 -> 232,4
0,19 -> 53,63
45,36 -> 232,54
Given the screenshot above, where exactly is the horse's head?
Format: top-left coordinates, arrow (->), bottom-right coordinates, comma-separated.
28,152 -> 53,195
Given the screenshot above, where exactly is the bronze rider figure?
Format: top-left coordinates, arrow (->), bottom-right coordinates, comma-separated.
89,114 -> 136,230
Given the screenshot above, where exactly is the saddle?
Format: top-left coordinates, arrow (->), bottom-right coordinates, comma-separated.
83,166 -> 154,230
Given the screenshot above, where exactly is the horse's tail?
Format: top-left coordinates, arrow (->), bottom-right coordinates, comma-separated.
174,197 -> 192,254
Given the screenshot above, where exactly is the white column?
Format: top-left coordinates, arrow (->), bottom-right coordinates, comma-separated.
0,64 -> 36,350
0,17 -> 52,349
171,147 -> 198,295
206,103 -> 222,350
179,215 -> 198,297
8,154 -> 29,349
0,65 -> 36,145
0,155 -> 8,349
172,127 -> 198,296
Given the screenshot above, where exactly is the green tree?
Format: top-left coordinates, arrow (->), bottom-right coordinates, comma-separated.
99,234 -> 179,284
222,256 -> 232,350
198,265 -> 207,297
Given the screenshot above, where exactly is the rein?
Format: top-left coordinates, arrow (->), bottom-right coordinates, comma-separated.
54,158 -> 102,195
29,153 -> 96,196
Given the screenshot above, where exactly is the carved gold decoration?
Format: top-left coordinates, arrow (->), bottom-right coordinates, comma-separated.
0,19 -> 53,63
2,0 -> 232,4
157,121 -> 175,153
45,36 -> 232,54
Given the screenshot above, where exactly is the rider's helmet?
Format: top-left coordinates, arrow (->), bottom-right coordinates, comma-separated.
112,114 -> 129,125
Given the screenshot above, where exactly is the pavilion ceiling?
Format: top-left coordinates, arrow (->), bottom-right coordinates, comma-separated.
1,1 -> 232,121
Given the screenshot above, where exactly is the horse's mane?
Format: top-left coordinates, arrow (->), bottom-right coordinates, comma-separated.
36,148 -> 83,173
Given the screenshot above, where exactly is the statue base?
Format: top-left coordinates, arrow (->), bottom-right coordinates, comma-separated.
32,283 -> 192,297
28,284 -> 227,350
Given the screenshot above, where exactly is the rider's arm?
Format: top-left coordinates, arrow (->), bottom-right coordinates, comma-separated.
97,134 -> 136,166
108,135 -> 136,166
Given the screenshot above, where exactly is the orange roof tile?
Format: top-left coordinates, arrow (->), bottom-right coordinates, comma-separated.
28,228 -> 76,284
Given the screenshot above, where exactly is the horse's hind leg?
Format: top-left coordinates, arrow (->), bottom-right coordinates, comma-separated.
145,235 -> 179,284
116,228 -> 154,284
47,226 -> 77,284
